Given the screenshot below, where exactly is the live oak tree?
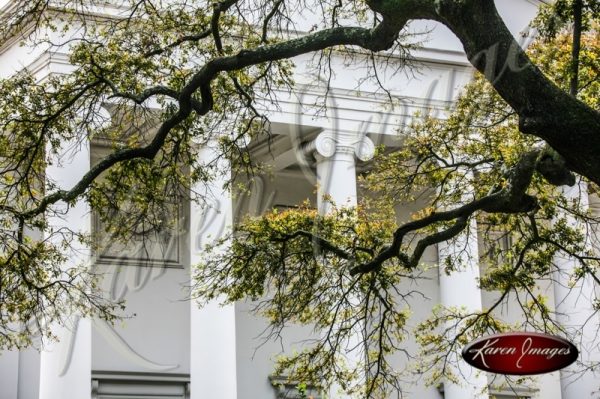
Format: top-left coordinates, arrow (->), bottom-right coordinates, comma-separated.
0,0 -> 598,396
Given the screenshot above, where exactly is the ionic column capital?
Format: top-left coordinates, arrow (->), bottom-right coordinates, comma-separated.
302,130 -> 375,162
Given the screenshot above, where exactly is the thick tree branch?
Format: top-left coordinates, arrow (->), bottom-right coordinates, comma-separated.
427,0 -> 600,184
21,22 -> 402,219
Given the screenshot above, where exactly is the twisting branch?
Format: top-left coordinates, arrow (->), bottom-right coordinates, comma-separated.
143,30 -> 213,58
211,0 -> 240,53
273,230 -> 352,260
261,0 -> 284,43
350,148 -> 575,275
406,216 -> 468,268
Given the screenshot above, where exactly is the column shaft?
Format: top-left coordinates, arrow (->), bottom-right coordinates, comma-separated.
190,143 -> 237,399
438,219 -> 488,399
40,140 -> 92,399
312,136 -> 362,399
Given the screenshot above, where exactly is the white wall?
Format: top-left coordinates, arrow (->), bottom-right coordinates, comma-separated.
91,266 -> 191,375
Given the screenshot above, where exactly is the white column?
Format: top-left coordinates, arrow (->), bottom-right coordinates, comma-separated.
40,139 -> 92,399
438,219 -> 488,399
305,130 -> 374,398
304,130 -> 375,213
554,183 -> 600,399
190,141 -> 237,399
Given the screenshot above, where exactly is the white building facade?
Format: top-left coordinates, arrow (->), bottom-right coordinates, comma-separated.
0,0 -> 599,398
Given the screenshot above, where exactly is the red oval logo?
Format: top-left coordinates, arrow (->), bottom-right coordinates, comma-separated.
462,332 -> 578,375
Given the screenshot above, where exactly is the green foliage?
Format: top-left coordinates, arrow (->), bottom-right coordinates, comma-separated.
528,28 -> 600,108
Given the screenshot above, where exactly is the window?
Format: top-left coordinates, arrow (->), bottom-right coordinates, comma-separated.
90,140 -> 185,268
489,382 -> 537,398
491,396 -> 530,399
91,372 -> 190,399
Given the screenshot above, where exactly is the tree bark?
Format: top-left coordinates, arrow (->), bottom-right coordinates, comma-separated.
375,0 -> 600,185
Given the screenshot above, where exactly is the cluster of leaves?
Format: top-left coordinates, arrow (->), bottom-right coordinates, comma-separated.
195,202 -> 418,397
0,228 -> 124,349
528,22 -> 599,108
